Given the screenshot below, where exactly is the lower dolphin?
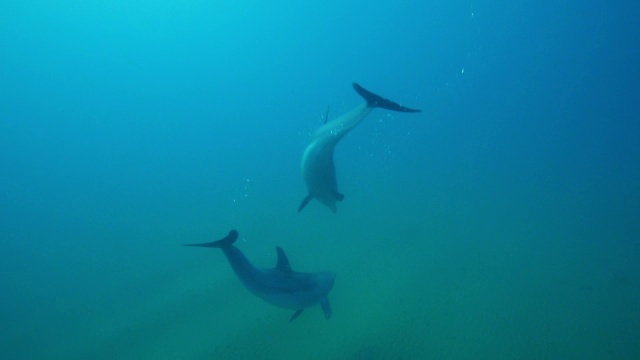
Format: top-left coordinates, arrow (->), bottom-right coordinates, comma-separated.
185,230 -> 335,321
299,83 -> 421,213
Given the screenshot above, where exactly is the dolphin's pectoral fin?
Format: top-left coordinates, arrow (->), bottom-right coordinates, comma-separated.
290,309 -> 304,321
297,194 -> 313,213
320,297 -> 332,319
333,191 -> 344,201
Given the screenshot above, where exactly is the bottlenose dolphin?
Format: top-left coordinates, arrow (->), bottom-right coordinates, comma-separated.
298,83 -> 421,213
184,230 -> 336,321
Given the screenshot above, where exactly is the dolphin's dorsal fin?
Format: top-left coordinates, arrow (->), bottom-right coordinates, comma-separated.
323,105 -> 330,124
275,246 -> 293,272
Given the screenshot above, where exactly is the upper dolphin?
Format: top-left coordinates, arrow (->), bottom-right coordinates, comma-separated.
298,83 -> 421,213
184,230 -> 336,321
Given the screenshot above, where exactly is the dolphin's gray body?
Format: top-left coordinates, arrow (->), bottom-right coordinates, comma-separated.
185,230 -> 335,321
298,83 -> 421,213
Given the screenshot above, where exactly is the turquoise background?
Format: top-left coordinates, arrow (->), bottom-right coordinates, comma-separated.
1,0 -> 638,358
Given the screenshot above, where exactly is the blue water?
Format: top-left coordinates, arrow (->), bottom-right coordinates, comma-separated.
1,1 -> 639,359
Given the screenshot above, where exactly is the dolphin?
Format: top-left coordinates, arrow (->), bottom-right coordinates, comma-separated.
298,83 -> 421,213
184,230 -> 336,321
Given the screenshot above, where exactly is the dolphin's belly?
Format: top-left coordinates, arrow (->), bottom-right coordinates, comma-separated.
301,139 -> 338,199
241,272 -> 327,310
257,291 -> 322,309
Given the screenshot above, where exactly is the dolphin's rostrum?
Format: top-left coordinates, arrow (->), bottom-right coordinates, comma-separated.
299,83 -> 421,213
184,230 -> 335,321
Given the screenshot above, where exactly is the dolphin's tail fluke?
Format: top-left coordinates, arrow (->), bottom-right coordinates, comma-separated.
353,82 -> 421,113
184,230 -> 238,248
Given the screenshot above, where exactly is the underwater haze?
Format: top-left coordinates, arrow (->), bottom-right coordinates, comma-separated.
1,0 -> 639,359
